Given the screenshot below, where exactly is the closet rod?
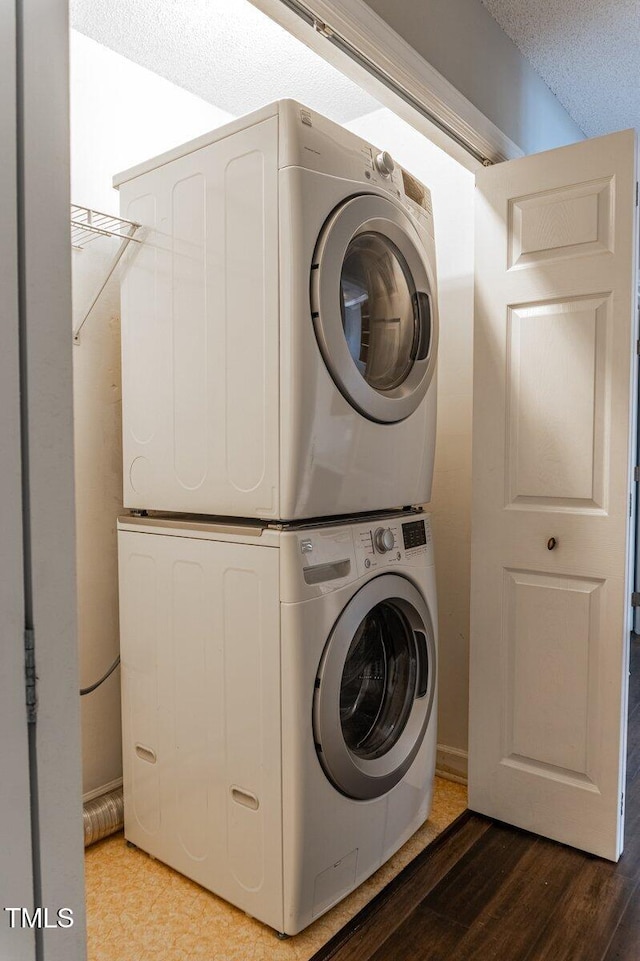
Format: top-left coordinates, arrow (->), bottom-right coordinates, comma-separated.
275,0 -> 493,166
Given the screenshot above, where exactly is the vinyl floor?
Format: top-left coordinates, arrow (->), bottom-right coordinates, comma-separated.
84,776 -> 467,961
312,639 -> 640,961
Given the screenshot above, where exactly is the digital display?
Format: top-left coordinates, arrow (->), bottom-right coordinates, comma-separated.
401,169 -> 426,209
402,520 -> 426,550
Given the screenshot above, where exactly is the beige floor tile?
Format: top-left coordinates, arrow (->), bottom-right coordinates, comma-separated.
86,777 -> 466,961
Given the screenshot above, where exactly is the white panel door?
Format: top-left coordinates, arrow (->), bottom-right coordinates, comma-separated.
470,129 -> 639,860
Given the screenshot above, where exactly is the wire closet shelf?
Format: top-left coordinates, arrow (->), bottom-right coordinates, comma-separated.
71,204 -> 142,343
71,204 -> 140,249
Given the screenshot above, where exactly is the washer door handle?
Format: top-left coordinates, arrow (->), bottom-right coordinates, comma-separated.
414,630 -> 428,698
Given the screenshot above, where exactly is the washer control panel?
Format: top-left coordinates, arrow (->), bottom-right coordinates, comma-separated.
356,521 -> 402,574
290,513 -> 433,594
354,515 -> 432,576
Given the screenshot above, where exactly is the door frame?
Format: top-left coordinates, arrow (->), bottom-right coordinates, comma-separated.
10,0 -> 86,958
5,0 -> 499,953
8,0 -> 610,951
1,0 -> 35,958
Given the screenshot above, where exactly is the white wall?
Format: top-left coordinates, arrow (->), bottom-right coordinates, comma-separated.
71,31 -> 233,216
361,0 -> 585,155
346,110 -> 475,774
71,30 -> 233,796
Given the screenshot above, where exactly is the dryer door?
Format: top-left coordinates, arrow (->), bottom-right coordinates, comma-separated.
313,574 -> 436,800
311,194 -> 438,424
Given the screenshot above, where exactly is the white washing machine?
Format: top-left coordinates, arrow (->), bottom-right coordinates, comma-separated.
115,100 -> 438,521
118,509 -> 437,935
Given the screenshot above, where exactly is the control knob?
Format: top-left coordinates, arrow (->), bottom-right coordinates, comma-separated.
374,151 -> 395,178
374,527 -> 395,553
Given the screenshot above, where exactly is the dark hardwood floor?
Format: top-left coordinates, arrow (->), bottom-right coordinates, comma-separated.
312,639 -> 640,961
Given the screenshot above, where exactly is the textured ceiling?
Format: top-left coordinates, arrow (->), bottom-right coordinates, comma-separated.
69,0 -> 380,123
71,0 -> 639,142
480,0 -> 640,138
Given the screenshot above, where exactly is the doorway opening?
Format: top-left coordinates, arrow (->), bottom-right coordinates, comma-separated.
625,639 -> 640,839
70,0 -> 474,955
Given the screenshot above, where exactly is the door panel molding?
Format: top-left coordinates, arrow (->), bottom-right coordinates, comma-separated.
507,177 -> 614,269
502,568 -> 604,781
505,293 -> 611,511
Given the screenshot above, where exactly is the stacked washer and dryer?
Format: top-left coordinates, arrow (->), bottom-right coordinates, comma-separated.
115,100 -> 440,936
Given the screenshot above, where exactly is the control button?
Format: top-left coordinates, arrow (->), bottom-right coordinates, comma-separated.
396,551 -> 401,560
374,527 -> 395,553
364,558 -> 371,569
374,151 -> 395,177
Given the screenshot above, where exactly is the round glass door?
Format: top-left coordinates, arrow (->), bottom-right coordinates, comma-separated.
340,600 -> 417,759
313,574 -> 436,800
341,233 -> 419,392
311,194 -> 438,424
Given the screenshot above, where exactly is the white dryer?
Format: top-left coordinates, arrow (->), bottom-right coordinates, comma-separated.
115,100 -> 438,521
118,510 -> 437,935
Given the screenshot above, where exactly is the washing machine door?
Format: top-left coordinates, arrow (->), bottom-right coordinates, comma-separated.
313,574 -> 436,800
311,194 -> 438,424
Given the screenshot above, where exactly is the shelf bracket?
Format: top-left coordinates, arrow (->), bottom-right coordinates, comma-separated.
73,223 -> 140,344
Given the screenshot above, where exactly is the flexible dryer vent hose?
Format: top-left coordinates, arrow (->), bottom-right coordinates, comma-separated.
83,787 -> 124,847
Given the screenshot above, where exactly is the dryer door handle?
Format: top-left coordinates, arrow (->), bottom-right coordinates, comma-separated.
412,292 -> 432,362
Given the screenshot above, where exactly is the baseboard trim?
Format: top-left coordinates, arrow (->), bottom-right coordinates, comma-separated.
436,745 -> 468,785
83,776 -> 123,804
